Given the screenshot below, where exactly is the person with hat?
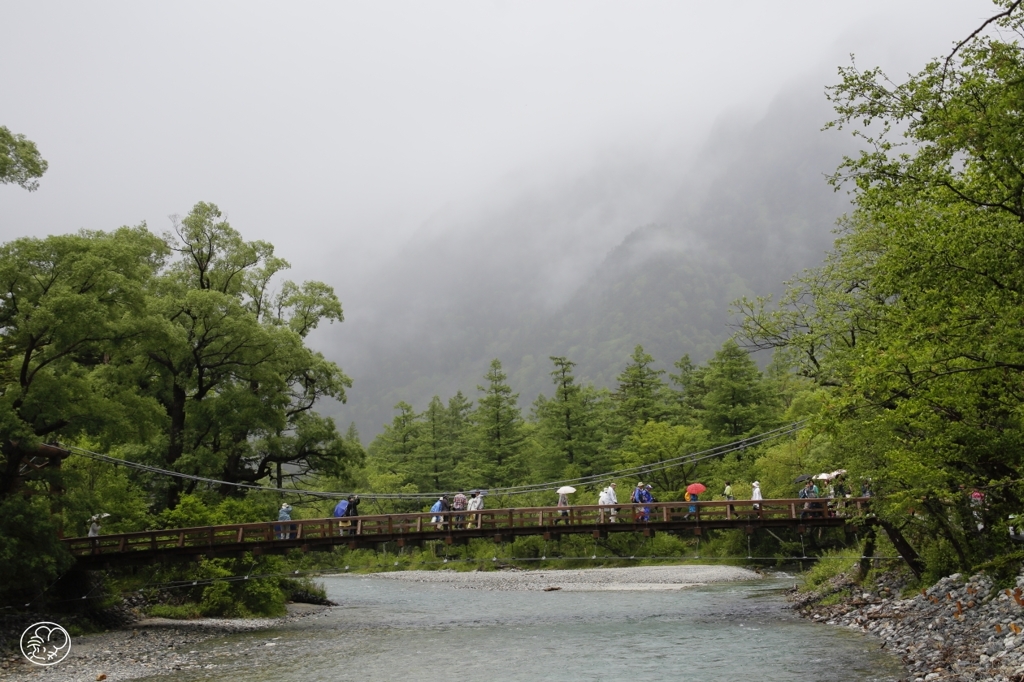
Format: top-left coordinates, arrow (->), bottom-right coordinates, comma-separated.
751,481 -> 762,512
637,484 -> 654,522
430,495 -> 449,530
466,490 -> 483,528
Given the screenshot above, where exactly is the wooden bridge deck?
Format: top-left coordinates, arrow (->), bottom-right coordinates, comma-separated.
63,498 -> 868,567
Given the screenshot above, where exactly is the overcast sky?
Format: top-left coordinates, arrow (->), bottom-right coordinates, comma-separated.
1,1 -> 997,271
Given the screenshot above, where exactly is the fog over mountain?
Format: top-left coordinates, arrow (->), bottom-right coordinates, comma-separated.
325,77 -> 855,435
0,1 -> 998,439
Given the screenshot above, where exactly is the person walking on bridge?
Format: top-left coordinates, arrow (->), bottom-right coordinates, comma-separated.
452,491 -> 468,529
599,483 -> 618,522
751,481 -> 762,512
346,495 -> 360,517
333,497 -> 350,536
555,490 -> 571,525
638,484 -> 653,522
631,482 -> 644,521
430,496 -> 449,530
467,490 -> 483,528
277,503 -> 294,540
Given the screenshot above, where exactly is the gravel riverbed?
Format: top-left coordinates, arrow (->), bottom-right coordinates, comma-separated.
368,564 -> 762,590
0,603 -> 331,682
0,565 -> 760,681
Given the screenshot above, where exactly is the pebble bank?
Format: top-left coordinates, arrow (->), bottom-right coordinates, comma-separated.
800,568 -> 1024,682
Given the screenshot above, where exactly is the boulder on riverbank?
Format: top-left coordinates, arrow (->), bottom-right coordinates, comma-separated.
800,566 -> 1024,681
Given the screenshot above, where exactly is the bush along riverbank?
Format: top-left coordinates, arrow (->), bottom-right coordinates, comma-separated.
795,562 -> 1024,681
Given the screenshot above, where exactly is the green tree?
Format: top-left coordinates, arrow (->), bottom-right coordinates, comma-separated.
533,356 -> 606,478
737,2 -> 1024,572
669,353 -> 707,425
700,340 -> 776,440
467,359 -> 525,487
136,202 -> 353,507
368,401 -> 420,483
415,396 -> 456,490
608,345 -> 670,447
618,421 -> 712,496
0,227 -> 166,499
0,126 -> 47,191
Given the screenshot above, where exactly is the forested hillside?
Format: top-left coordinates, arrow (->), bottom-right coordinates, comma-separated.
326,81 -> 854,437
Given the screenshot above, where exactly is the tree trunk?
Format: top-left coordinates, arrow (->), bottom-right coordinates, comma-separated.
875,518 -> 925,579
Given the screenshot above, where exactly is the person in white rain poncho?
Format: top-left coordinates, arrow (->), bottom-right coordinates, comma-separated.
466,491 -> 484,528
751,481 -> 763,511
599,483 -> 618,522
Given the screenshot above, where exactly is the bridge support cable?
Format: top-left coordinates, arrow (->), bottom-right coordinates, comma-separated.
60,419 -> 810,502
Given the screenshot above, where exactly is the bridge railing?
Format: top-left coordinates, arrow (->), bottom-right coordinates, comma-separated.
62,497 -> 869,558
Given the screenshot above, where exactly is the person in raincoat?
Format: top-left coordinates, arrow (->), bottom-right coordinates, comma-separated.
430,496 -> 449,530
346,495 -> 360,517
751,481 -> 763,512
555,491 -> 570,525
277,503 -> 294,539
687,488 -> 699,517
599,483 -> 618,522
334,497 -> 350,535
466,491 -> 484,528
637,484 -> 653,522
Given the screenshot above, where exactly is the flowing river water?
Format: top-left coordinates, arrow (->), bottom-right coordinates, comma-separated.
128,568 -> 902,682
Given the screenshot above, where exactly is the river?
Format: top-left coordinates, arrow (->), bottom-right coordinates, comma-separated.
129,567 -> 902,682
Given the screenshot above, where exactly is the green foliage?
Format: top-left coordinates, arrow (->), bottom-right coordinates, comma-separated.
0,125 -> 47,191
59,445 -> 152,536
736,2 -> 1024,581
618,421 -> 711,496
464,359 -> 527,487
801,546 -> 859,591
0,494 -> 74,606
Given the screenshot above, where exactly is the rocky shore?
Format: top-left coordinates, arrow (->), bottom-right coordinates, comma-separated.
798,567 -> 1024,682
0,603 -> 330,682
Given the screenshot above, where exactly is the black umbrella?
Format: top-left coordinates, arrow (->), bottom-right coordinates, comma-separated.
794,474 -> 813,483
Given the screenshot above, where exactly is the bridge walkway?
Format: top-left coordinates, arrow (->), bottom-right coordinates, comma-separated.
64,498 -> 869,567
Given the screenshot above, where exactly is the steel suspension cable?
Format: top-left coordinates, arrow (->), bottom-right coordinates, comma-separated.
64,419 -> 810,501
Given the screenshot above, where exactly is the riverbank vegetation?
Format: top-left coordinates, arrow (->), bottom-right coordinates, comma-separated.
4,0 -> 1024,623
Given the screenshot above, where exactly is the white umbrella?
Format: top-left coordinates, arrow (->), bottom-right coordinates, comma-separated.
556,486 -> 576,494
831,469 -> 847,477
812,473 -> 833,481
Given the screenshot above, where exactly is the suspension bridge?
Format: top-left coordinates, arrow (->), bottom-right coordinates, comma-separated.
64,497 -> 869,567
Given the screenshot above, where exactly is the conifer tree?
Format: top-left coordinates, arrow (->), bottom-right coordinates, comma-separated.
608,345 -> 670,448
369,401 -> 420,484
701,340 -> 776,440
534,356 -> 607,477
416,396 -> 454,490
468,359 -> 525,487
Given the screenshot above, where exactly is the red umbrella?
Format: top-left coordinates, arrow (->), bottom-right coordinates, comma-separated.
686,482 -> 706,495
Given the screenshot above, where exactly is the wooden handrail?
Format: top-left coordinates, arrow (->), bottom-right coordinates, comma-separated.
61,498 -> 869,557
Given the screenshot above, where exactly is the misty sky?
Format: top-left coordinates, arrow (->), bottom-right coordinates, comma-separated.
2,2 -> 995,257
0,1 -> 1002,432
